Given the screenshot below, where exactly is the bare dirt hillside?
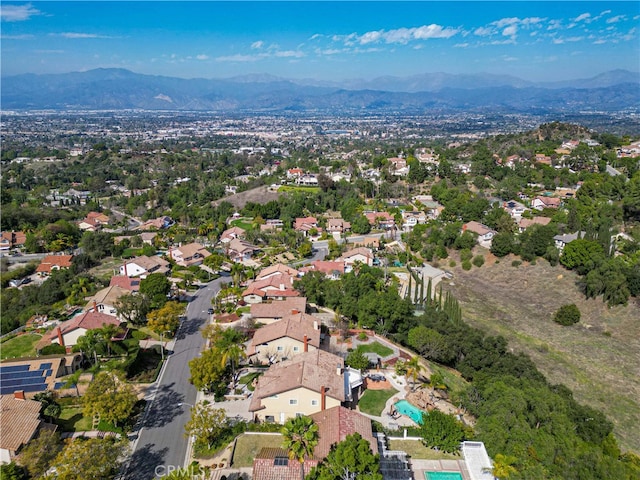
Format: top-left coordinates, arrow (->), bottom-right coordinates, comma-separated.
212,185 -> 283,210
443,253 -> 640,453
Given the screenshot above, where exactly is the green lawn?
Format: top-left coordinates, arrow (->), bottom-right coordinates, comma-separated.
356,341 -> 394,358
358,388 -> 398,416
278,185 -> 320,194
230,218 -> 254,231
56,406 -> 92,432
0,333 -> 41,359
388,440 -> 459,460
232,433 -> 283,467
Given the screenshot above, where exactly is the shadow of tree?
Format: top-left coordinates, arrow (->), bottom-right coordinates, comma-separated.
143,382 -> 186,429
124,443 -> 169,480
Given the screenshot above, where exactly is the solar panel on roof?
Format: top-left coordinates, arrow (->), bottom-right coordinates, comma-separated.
45,369 -> 53,377
54,382 -> 66,389
0,365 -> 30,373
1,371 -> 45,380
40,362 -> 53,370
23,384 -> 47,393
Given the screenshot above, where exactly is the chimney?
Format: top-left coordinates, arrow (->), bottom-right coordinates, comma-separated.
303,335 -> 308,352
93,300 -> 98,311
122,261 -> 127,277
336,363 -> 342,376
14,390 -> 25,401
57,327 -> 65,347
313,320 -> 319,331
291,309 -> 299,315
280,283 -> 285,291
320,386 -> 326,411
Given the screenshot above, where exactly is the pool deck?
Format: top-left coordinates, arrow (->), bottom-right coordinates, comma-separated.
358,368 -> 418,429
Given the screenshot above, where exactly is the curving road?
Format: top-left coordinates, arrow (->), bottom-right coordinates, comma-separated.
123,276 -> 227,480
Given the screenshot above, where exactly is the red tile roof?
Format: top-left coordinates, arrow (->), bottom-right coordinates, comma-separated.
310,406 -> 378,458
252,447 -> 317,480
36,255 -> 73,274
0,395 -> 42,454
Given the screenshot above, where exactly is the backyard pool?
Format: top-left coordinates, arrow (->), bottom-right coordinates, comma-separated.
394,399 -> 426,424
425,472 -> 463,480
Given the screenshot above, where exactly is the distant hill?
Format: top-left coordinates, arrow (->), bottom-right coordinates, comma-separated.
1,68 -> 638,113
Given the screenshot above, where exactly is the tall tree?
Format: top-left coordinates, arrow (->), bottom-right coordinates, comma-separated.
184,404 -> 228,450
282,415 -> 320,480
419,409 -> 465,453
189,347 -> 228,394
82,371 -> 138,427
307,433 -> 382,480
146,300 -> 183,337
17,429 -> 61,478
46,437 -> 128,480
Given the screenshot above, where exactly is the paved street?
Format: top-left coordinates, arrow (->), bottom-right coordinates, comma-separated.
123,276 -> 227,480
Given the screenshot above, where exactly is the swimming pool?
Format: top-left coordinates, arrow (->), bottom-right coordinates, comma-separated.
425,472 -> 463,480
394,399 -> 426,424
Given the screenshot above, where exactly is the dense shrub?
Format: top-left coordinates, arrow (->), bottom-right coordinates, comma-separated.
553,303 -> 581,326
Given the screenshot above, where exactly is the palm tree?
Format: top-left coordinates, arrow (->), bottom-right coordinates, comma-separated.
485,453 -> 519,479
99,324 -> 120,357
220,342 -> 247,389
230,262 -> 245,287
282,416 -> 319,480
405,356 -> 423,392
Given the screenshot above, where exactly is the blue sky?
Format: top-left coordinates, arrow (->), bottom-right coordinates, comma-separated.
1,2 -> 638,81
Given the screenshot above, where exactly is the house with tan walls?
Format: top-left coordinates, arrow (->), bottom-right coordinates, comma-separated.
249,350 -> 350,424
248,312 -> 321,364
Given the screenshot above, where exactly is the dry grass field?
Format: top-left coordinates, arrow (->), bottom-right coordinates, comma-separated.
212,185 -> 283,209
442,253 -> 640,453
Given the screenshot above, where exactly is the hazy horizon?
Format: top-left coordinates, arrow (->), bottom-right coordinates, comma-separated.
1,1 -> 638,82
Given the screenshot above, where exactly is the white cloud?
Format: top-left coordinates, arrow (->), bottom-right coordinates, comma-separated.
413,24 -> 458,40
454,42 -> 469,48
1,33 -> 34,39
196,54 -> 209,60
216,54 -> 260,62
502,56 -> 518,62
251,40 -> 264,49
474,26 -> 494,36
359,30 -> 384,44
274,50 -> 304,58
54,32 -> 113,39
0,4 -> 41,22
565,36 -> 584,42
574,13 -> 591,23
354,24 -> 458,45
502,25 -> 517,37
593,39 -> 607,45
493,17 -> 519,28
606,15 -> 625,24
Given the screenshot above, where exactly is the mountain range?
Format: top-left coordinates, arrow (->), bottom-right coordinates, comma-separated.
2,68 -> 638,113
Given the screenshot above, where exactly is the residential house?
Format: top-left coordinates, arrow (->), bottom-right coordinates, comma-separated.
135,216 -> 173,231
220,226 -> 246,243
84,285 -> 130,317
0,355 -> 82,397
242,273 -> 300,304
401,210 -> 427,231
78,211 -> 110,231
518,216 -> 551,233
249,349 -> 351,424
301,260 -> 345,280
462,221 -> 496,245
109,275 -> 141,292
114,232 -> 157,246
249,312 -> 321,363
252,447 -> 317,480
310,406 -> 378,458
250,297 -> 308,325
326,218 -> 350,235
388,157 -> 407,170
251,406 -> 377,480
260,219 -> 284,232
364,211 -> 395,229
297,174 -> 319,186
226,237 -> 257,263
0,231 -> 26,251
0,393 -> 48,464
287,168 -> 304,180
120,256 -> 170,278
294,217 -> 320,236
168,242 -> 211,267
554,231 -> 585,251
534,153 -> 552,165
256,264 -> 300,281
531,196 -> 562,211
38,311 -> 124,351
36,255 -> 73,277
502,200 -> 528,220
339,247 -> 374,272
